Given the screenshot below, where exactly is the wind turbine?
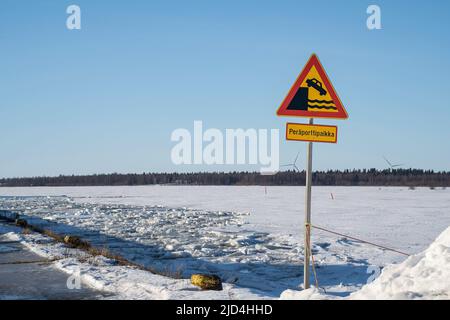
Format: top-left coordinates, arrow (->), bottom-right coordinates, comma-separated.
281,151 -> 301,172
383,156 -> 405,170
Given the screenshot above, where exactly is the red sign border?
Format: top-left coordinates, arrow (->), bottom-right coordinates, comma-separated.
277,54 -> 348,119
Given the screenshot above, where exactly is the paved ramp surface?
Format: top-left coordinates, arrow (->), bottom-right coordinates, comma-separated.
0,234 -> 111,300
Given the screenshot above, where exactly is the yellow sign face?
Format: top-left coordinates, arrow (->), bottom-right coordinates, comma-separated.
286,123 -> 337,143
298,65 -> 337,113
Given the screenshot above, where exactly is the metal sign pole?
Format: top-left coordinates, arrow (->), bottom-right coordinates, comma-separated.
304,117 -> 314,289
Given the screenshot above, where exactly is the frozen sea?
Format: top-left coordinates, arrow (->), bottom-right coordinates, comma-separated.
0,186 -> 449,299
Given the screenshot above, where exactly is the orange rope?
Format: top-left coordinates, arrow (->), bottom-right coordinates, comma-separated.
311,224 -> 410,257
305,223 -> 319,289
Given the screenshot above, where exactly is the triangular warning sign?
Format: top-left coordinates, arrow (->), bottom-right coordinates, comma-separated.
277,54 -> 348,119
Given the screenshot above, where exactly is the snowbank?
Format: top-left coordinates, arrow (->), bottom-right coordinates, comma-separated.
1,225 -> 267,300
280,287 -> 333,300
280,226 -> 450,300
350,226 -> 450,300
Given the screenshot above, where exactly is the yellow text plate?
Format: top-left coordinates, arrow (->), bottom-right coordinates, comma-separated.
286,123 -> 337,143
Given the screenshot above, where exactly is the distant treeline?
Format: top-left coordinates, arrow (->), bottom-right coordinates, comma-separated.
0,169 -> 449,187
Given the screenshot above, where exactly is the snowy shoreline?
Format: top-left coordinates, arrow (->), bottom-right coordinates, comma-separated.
1,186 -> 449,299
2,221 -> 449,300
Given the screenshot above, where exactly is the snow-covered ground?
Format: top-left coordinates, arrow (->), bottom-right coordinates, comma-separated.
350,225 -> 450,300
0,186 -> 449,299
0,226 -> 262,300
281,225 -> 450,300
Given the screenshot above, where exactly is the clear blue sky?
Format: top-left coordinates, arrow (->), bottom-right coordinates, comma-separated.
1,0 -> 450,177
